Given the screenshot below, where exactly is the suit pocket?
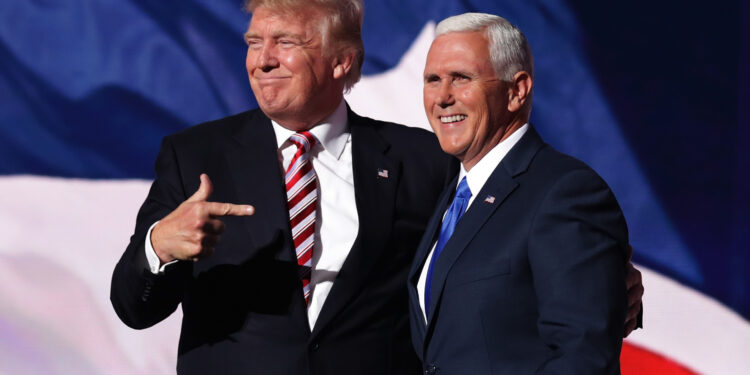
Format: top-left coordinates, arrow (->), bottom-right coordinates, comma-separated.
450,258 -> 511,286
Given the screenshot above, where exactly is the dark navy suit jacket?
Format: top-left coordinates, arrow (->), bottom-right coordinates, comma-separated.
408,126 -> 628,375
110,106 -> 457,375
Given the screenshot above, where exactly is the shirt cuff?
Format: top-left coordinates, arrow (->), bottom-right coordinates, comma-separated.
145,221 -> 178,274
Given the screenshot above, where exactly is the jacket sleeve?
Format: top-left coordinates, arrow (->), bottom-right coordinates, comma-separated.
110,136 -> 192,329
529,168 -> 628,374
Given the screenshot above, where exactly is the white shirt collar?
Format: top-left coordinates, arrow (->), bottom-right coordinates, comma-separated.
458,123 -> 529,202
271,100 -> 349,160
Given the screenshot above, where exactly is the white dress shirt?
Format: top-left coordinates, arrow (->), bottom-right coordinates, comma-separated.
416,124 -> 529,322
146,100 -> 358,328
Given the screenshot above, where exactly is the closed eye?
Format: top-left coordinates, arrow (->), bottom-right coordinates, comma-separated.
452,73 -> 470,82
424,74 -> 440,84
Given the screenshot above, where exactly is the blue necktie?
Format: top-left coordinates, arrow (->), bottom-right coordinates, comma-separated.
424,177 -> 472,318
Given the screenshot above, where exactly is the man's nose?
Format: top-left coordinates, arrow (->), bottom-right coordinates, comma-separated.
257,43 -> 279,72
437,82 -> 455,108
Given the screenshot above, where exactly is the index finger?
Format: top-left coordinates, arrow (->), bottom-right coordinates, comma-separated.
206,202 -> 255,217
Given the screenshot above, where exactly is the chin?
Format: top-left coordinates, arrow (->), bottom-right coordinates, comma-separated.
436,141 -> 463,158
258,99 -> 290,114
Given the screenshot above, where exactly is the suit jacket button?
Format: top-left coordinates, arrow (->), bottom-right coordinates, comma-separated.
425,364 -> 437,375
311,343 -> 320,351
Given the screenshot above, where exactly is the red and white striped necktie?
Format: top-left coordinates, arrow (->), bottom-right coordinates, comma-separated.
285,131 -> 317,306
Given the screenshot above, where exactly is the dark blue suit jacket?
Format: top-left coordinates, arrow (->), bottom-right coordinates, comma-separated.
110,106 -> 458,375
408,126 -> 628,375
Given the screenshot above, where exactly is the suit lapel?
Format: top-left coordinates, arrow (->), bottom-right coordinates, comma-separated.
311,109 -> 401,339
221,110 -> 311,332
424,126 -> 546,335
408,175 -> 457,282
406,174 -> 457,343
223,111 -> 295,262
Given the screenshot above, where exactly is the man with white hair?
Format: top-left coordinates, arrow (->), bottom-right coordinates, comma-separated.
408,13 -> 630,374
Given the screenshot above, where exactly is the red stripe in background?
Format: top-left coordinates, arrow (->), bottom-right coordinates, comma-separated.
621,342 -> 699,374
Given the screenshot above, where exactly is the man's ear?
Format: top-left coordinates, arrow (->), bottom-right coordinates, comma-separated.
332,50 -> 355,80
507,71 -> 533,113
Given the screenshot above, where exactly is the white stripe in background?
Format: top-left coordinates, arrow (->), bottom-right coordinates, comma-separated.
626,265 -> 750,375
0,175 -> 180,375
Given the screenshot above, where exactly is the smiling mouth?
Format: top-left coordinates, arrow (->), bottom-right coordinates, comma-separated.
255,76 -> 290,82
440,115 -> 467,124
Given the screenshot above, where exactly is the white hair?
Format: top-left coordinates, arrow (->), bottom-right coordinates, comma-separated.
435,12 -> 533,82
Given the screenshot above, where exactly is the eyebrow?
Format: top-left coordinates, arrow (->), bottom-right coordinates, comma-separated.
423,71 -> 474,80
244,31 -> 304,41
449,70 -> 472,78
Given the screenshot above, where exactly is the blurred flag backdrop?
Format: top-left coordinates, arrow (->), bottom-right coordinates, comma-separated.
1,1 -> 748,374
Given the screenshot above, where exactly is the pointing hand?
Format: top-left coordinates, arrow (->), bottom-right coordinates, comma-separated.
151,174 -> 254,264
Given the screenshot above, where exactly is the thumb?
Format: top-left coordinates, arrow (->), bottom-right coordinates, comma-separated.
187,173 -> 213,202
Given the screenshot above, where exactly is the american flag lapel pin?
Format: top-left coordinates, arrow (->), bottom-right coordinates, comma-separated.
377,168 -> 389,178
484,195 -> 496,204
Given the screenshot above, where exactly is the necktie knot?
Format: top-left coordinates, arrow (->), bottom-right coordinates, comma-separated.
289,131 -> 317,152
454,177 -> 472,201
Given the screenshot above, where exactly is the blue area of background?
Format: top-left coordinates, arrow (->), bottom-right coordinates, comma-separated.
1,1 -> 747,319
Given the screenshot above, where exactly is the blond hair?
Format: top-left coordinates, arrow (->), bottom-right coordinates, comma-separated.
245,0 -> 364,91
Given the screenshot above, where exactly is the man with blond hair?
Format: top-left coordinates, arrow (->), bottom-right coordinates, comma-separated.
112,1 -> 454,373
